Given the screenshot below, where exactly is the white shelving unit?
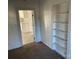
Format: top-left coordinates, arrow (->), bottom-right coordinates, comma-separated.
52,2 -> 69,58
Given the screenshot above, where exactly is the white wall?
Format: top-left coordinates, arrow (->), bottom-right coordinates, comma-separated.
8,0 -> 23,50
40,0 -> 53,49
8,0 -> 41,50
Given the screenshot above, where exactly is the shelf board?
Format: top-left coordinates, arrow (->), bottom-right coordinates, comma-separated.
53,29 -> 68,33
53,35 -> 67,41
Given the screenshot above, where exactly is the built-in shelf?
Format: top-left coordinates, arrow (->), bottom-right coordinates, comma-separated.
55,44 -> 66,56
56,11 -> 69,14
54,43 -> 66,52
54,42 -> 67,49
54,22 -> 68,24
53,35 -> 67,41
52,2 -> 69,58
53,29 -> 68,32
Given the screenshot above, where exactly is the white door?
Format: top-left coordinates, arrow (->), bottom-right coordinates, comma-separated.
19,10 -> 35,45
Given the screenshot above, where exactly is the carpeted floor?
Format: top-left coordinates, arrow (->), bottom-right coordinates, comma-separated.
8,42 -> 65,59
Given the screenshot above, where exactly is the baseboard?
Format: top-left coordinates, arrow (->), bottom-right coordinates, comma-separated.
42,41 -> 52,49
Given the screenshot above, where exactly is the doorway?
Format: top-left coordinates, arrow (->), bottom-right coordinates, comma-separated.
18,10 -> 35,45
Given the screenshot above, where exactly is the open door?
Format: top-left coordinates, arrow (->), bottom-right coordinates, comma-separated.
18,10 -> 35,45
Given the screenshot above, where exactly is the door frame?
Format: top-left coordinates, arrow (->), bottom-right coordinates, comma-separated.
16,9 -> 36,45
